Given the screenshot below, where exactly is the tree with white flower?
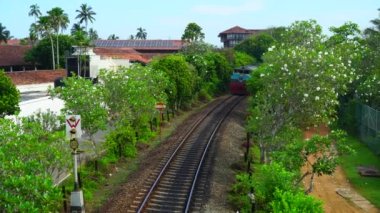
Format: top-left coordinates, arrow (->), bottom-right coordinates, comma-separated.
247,20 -> 357,163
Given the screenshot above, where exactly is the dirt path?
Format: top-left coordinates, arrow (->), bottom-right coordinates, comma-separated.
303,126 -> 379,213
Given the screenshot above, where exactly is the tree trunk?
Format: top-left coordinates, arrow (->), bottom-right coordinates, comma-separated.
306,172 -> 315,194
49,35 -> 55,70
56,33 -> 59,69
259,143 -> 266,164
295,171 -> 310,186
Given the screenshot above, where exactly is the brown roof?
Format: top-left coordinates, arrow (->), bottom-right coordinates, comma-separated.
0,39 -> 21,45
93,47 -> 150,64
218,26 -> 264,36
0,45 -> 31,66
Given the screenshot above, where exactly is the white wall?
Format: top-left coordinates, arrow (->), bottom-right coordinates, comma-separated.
89,54 -> 130,78
73,47 -> 131,78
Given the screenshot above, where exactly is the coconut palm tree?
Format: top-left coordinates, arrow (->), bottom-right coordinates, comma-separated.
47,7 -> 69,69
0,23 -> 12,44
129,34 -> 135,40
28,4 -> 42,23
71,23 -> 86,35
29,23 -> 39,43
37,16 -> 55,69
107,34 -> 119,40
135,27 -> 147,40
88,28 -> 99,41
75,4 -> 96,32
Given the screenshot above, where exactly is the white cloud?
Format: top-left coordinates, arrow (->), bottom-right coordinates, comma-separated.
193,0 -> 263,15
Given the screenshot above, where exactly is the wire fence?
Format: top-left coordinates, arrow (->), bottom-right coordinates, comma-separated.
356,103 -> 380,155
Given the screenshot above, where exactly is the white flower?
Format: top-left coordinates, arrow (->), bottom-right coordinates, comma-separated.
314,74 -> 319,77
315,96 -> 320,101
304,93 -> 309,98
260,73 -> 265,77
316,87 -> 320,91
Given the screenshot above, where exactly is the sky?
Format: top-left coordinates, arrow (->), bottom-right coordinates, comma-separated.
0,0 -> 379,47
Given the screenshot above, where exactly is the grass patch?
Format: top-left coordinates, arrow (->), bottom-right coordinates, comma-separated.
340,136 -> 380,208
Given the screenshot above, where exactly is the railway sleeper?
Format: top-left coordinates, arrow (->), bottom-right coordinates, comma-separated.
145,205 -> 183,213
159,178 -> 193,185
153,191 -> 189,198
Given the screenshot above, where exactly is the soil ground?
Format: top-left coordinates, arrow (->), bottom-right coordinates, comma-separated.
303,126 -> 379,213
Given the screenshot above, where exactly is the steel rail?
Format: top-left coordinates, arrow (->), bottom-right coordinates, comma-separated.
136,96 -> 233,213
184,96 -> 242,212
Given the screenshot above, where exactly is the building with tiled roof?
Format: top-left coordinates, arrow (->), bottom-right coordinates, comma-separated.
67,40 -> 185,78
218,26 -> 265,48
0,45 -> 34,72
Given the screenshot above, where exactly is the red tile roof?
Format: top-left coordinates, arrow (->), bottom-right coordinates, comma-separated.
0,45 -> 31,66
0,39 -> 21,45
218,26 -> 264,36
93,47 -> 150,64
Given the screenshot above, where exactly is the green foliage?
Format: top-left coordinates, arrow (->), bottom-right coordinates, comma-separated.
0,23 -> 12,44
228,173 -> 255,212
181,42 -> 232,96
50,76 -> 107,160
270,189 -> 323,213
246,20 -> 358,158
234,51 -> 256,67
0,70 -> 20,118
181,22 -> 205,43
0,117 -> 68,212
25,35 -> 74,69
100,64 -> 168,134
150,55 -> 196,109
234,33 -> 274,62
357,72 -> 380,109
253,163 -> 296,210
105,121 -> 137,158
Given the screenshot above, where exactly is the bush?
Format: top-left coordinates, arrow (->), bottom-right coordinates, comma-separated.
105,122 -> 137,158
0,70 -> 20,117
270,189 -> 323,213
228,173 -> 254,212
253,163 -> 297,211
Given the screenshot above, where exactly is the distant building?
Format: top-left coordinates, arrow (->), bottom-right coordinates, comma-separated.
93,39 -> 184,60
70,40 -> 185,78
0,45 -> 34,72
218,26 -> 265,48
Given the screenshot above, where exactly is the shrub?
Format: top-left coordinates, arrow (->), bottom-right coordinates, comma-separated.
105,122 -> 137,158
270,189 -> 323,213
0,70 -> 20,117
253,163 -> 297,211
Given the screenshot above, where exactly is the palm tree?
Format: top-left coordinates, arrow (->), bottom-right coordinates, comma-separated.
129,34 -> 135,40
48,7 -> 69,69
88,28 -> 99,41
107,34 -> 119,40
75,4 -> 96,32
71,23 -> 86,35
0,23 -> 12,44
37,16 -> 55,69
28,4 -> 42,23
135,27 -> 147,40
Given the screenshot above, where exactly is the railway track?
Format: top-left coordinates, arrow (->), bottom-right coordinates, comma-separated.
128,95 -> 243,212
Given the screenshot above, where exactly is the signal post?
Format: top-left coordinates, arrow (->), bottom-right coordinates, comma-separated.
66,115 -> 85,212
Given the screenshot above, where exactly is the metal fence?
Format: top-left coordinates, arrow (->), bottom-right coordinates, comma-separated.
356,103 -> 380,155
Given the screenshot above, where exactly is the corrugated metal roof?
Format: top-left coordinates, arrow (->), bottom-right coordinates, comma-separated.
93,40 -> 183,50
